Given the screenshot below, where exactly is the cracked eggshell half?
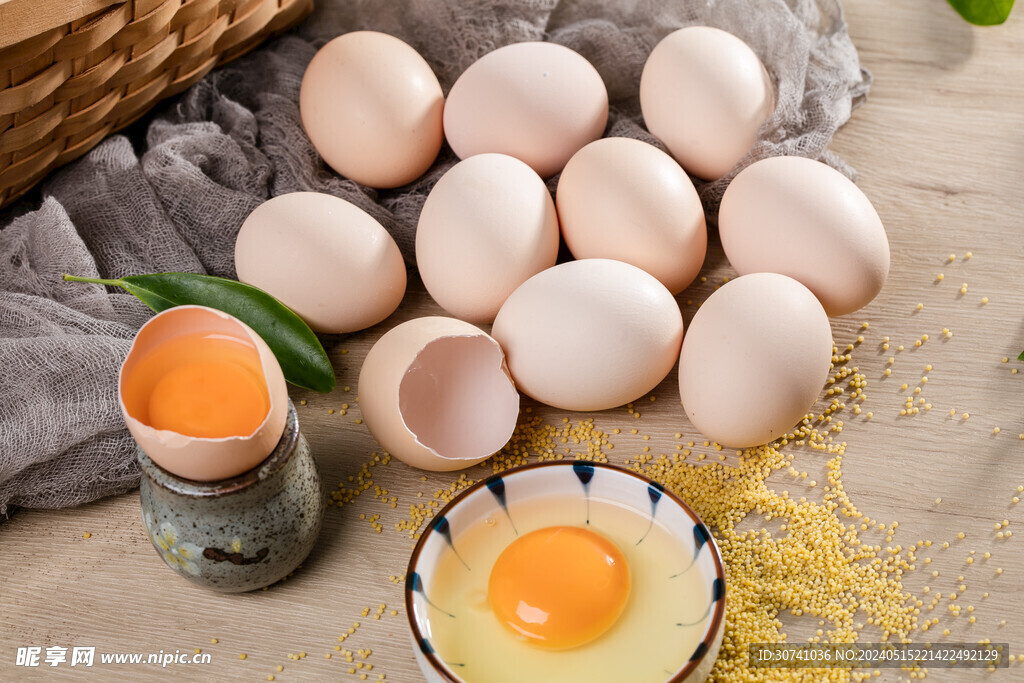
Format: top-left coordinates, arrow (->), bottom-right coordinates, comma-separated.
119,305 -> 288,481
358,317 -> 519,471
492,259 -> 684,412
678,273 -> 832,448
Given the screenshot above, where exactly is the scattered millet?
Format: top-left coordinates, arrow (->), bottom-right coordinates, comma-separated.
387,358 -> 918,682
304,315 -> 1012,682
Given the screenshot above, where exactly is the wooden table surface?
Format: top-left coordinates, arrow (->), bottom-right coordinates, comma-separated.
2,1 -> 1022,681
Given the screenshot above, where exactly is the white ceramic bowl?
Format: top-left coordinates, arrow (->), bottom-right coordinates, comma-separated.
404,461 -> 726,682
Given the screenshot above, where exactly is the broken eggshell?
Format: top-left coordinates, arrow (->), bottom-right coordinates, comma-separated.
358,317 -> 520,471
119,305 -> 288,482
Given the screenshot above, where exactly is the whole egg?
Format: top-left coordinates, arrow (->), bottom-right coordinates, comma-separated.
416,154 -> 559,323
300,31 -> 444,188
234,192 -> 406,334
640,26 -> 773,180
678,272 -> 833,448
491,259 -> 683,411
718,155 -> 890,317
443,41 -> 609,178
556,137 -> 706,295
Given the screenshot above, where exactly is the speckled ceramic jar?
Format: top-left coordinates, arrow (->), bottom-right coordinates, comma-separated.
138,400 -> 324,592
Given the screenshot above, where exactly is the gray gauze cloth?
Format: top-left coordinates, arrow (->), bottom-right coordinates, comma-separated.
0,0 -> 870,515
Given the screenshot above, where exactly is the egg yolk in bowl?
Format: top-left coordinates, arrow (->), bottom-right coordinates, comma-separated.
488,526 -> 630,650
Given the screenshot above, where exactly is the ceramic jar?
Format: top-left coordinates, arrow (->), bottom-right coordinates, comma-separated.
138,400 -> 323,592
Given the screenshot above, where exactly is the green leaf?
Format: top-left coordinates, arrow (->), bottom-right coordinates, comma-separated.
1018,349 -> 1024,361
947,0 -> 1015,25
64,272 -> 335,393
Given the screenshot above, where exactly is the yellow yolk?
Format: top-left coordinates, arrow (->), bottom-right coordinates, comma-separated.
487,526 -> 630,650
122,333 -> 269,438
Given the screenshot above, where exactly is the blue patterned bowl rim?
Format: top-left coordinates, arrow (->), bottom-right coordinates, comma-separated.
404,460 -> 726,683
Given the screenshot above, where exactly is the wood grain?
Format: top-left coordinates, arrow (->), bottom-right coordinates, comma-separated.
2,0 -> 1022,681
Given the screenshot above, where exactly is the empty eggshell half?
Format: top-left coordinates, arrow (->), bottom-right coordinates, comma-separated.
358,317 -> 519,471
718,155 -> 890,317
492,259 -> 684,411
416,153 -> 559,323
119,305 -> 288,482
678,273 -> 833,448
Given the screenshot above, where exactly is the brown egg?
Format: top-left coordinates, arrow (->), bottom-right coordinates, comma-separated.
556,137 -> 706,295
300,31 -> 445,188
719,155 -> 890,317
443,42 -> 608,178
235,192 -> 406,334
641,26 -> 773,180
678,273 -> 832,448
416,153 -> 559,323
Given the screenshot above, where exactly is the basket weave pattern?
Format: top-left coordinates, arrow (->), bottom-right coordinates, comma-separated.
0,0 -> 313,208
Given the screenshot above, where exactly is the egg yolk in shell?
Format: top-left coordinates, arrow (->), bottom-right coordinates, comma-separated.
488,526 -> 631,650
122,333 -> 269,438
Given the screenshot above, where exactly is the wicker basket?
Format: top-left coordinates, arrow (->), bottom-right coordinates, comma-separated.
0,0 -> 313,209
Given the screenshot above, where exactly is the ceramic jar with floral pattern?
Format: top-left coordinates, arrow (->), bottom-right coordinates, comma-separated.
138,400 -> 323,592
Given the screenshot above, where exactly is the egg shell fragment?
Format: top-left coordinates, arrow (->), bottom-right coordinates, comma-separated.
678,273 -> 832,448
718,155 -> 890,317
443,41 -> 609,178
235,192 -> 406,334
416,153 -> 559,323
119,305 -> 288,482
300,31 -> 445,188
492,259 -> 684,412
556,137 -> 707,295
358,317 -> 519,471
640,26 -> 773,180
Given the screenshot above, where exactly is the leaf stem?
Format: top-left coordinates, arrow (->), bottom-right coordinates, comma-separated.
62,274 -> 124,287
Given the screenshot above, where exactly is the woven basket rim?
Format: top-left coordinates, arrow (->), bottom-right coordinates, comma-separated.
0,0 -> 127,50
0,0 -> 313,209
